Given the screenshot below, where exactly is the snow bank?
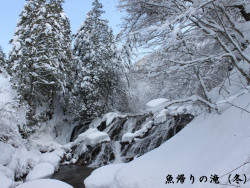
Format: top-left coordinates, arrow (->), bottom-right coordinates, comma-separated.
0,164 -> 14,180
26,162 -> 55,182
0,171 -> 13,188
16,179 -> 73,188
84,164 -> 126,188
85,93 -> 250,188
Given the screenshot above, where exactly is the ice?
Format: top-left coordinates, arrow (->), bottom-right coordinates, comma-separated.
85,93 -> 250,188
0,142 -> 14,165
26,162 -> 55,182
16,179 -> 73,188
146,98 -> 169,108
0,171 -> 13,188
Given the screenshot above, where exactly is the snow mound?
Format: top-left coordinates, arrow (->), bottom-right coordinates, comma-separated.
39,152 -> 61,170
146,98 -> 169,108
0,171 -> 13,188
84,163 -> 126,188
85,93 -> 250,188
0,164 -> 14,180
26,162 -> 55,182
0,142 -> 14,165
16,179 -> 73,188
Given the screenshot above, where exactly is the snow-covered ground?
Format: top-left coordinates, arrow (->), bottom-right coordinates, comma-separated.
85,92 -> 250,188
0,73 -> 69,187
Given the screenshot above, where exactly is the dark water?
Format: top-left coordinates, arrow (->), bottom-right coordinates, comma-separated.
51,165 -> 96,188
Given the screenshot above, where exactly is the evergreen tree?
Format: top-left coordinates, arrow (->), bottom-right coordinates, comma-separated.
0,45 -> 6,73
9,0 -> 73,124
71,0 -> 122,118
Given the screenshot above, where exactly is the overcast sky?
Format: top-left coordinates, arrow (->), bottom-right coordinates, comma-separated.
0,0 -> 123,55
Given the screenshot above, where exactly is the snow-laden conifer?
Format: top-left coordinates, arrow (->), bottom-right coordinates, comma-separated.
71,0 -> 124,118
9,0 -> 73,124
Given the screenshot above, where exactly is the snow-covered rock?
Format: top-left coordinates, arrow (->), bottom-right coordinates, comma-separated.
102,112 -> 119,126
39,152 -> 61,170
16,179 -> 73,188
154,109 -> 169,124
26,162 -> 55,182
122,121 -> 154,143
85,129 -> 110,147
121,133 -> 136,143
0,142 -> 14,166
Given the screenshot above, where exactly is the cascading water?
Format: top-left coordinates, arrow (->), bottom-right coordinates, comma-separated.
66,112 -> 194,167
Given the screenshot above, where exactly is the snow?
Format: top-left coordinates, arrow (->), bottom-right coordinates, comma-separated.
146,98 -> 169,108
85,129 -> 110,147
154,109 -> 170,124
122,121 -> 154,143
84,164 -> 126,188
0,142 -> 14,166
16,179 -> 73,188
45,23 -> 52,35
85,93 -> 250,188
0,164 -> 14,180
0,171 -> 13,188
102,112 -> 119,126
121,133 -> 135,143
26,162 -> 55,182
39,152 -> 61,170
245,4 -> 250,13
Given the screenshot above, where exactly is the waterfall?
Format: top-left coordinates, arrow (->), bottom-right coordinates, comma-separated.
68,112 -> 194,167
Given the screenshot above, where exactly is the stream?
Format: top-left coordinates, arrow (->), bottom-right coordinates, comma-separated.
51,165 -> 96,188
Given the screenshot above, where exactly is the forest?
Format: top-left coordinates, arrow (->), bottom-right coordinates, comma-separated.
0,0 -> 249,188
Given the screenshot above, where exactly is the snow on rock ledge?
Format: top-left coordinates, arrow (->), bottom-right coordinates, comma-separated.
26,162 -> 55,182
16,179 -> 73,188
122,121 -> 154,143
154,109 -> 170,124
146,98 -> 169,108
85,129 -> 110,147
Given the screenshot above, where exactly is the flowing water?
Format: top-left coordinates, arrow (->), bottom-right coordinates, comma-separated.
51,165 -> 96,188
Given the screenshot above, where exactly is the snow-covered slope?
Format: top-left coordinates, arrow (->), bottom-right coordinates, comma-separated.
85,93 -> 250,188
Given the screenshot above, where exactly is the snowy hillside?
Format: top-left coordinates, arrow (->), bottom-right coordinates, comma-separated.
85,93 -> 250,188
